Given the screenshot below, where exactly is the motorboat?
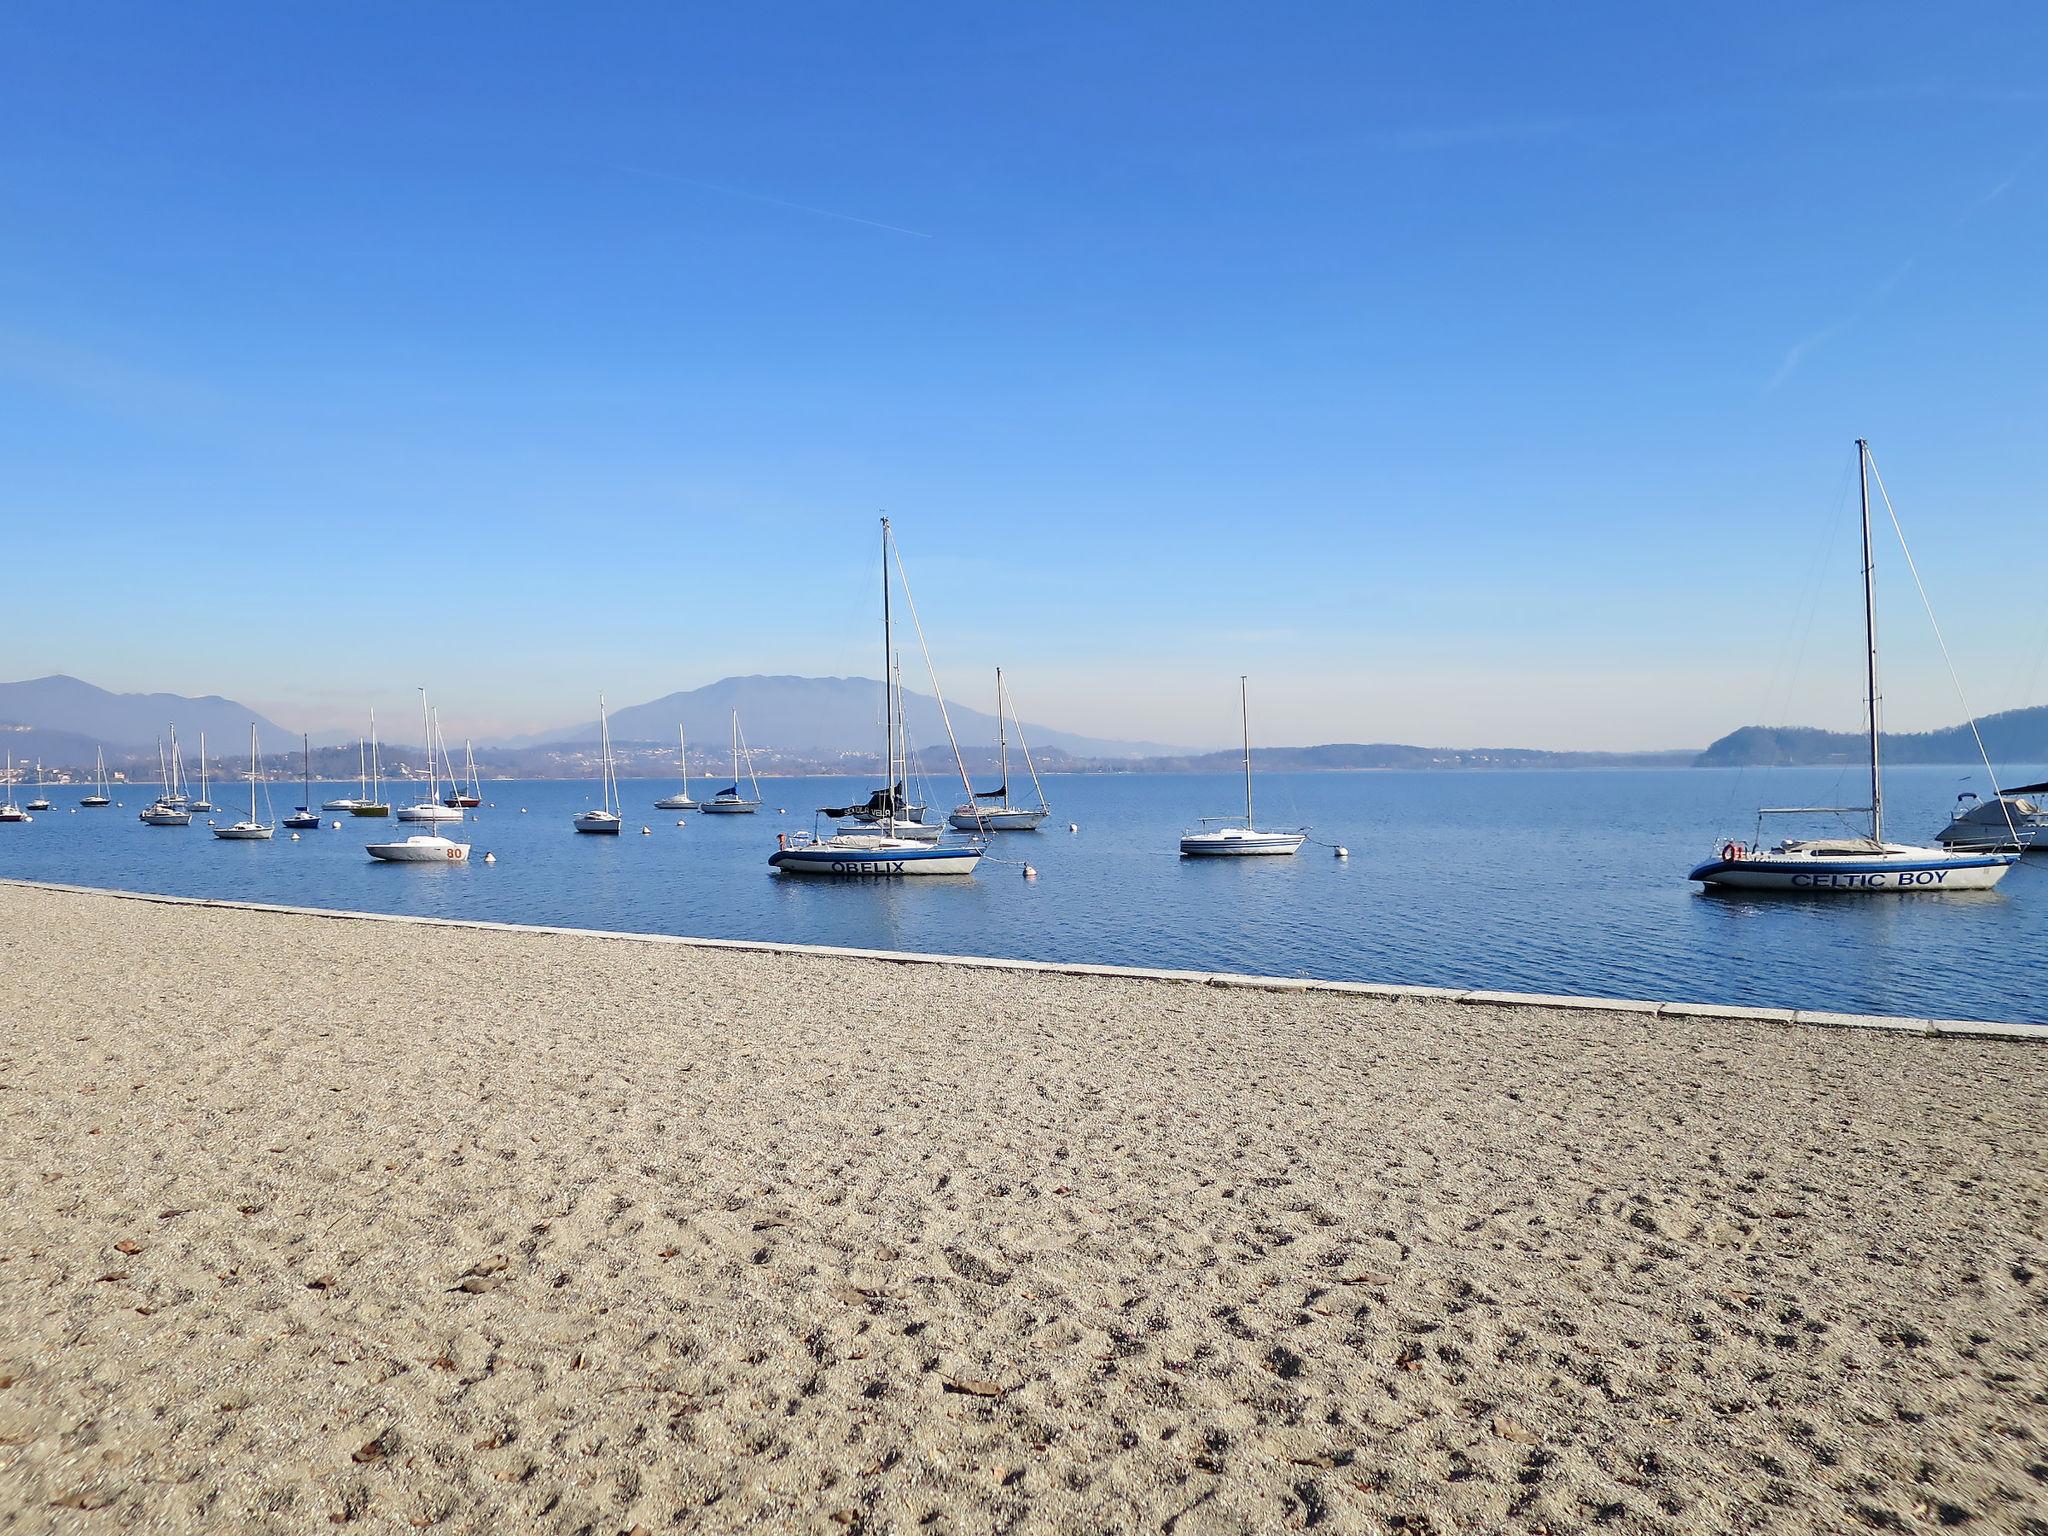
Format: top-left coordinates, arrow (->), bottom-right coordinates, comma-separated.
1692,440 -> 2015,894
1179,677 -> 1307,857
949,668 -> 1051,831
213,724 -> 275,840
573,693 -> 624,834
1935,782 -> 2048,854
366,833 -> 470,863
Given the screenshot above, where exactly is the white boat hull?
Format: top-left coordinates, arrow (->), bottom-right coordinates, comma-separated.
397,803 -> 466,823
654,795 -> 696,810
699,799 -> 759,814
948,806 -> 1049,832
1180,827 -> 1307,857
840,819 -> 943,842
321,799 -> 362,811
573,813 -> 622,834
367,835 -> 470,863
213,823 -> 274,840
770,837 -> 981,876
140,807 -> 192,826
1690,846 -> 2015,892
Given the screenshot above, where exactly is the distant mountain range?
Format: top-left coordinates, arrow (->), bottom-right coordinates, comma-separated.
1694,705 -> 2048,768
0,676 -> 294,757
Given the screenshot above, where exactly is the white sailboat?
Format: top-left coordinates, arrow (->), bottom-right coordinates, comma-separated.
1691,440 -> 2016,893
833,654 -> 941,840
349,710 -> 391,816
654,723 -> 696,810
398,694 -> 465,822
949,669 -> 1050,831
572,694 -> 624,833
444,738 -> 482,808
699,711 -> 764,813
771,517 -> 983,877
323,739 -> 366,811
139,735 -> 193,825
80,747 -> 111,807
189,732 -> 214,812
213,724 -> 275,839
25,760 -> 51,812
1179,677 -> 1307,857
0,752 -> 28,823
365,704 -> 471,862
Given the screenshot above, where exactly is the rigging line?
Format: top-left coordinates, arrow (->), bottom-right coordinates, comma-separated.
888,532 -> 979,811
1865,450 -> 2021,851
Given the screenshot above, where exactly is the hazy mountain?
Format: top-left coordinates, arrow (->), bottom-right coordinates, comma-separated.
1694,705 -> 2048,767
1134,743 -> 1696,773
0,675 -> 293,752
505,675 -> 1185,759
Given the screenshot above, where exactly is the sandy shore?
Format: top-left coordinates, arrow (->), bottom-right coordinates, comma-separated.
0,882 -> 2043,1535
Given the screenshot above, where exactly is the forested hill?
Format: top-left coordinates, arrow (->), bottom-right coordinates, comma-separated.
1695,706 -> 2048,767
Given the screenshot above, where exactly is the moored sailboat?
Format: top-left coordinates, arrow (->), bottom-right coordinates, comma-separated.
322,739 -> 367,811
349,710 -> 391,816
654,724 -> 696,810
25,761 -> 50,812
398,694 -> 465,822
699,712 -> 764,813
284,735 -> 322,829
949,669 -> 1050,831
212,724 -> 276,839
444,738 -> 482,808
189,732 -> 214,812
79,747 -> 111,807
1689,440 -> 2015,893
1180,677 -> 1306,857
0,752 -> 28,823
572,695 -> 624,833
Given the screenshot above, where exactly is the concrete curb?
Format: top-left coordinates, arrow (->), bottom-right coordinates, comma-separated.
3,876 -> 2042,1045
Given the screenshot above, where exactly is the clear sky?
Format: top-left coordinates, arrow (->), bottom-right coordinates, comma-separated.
2,3 -> 2043,750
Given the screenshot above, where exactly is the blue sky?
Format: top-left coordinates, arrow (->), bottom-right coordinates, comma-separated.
1,3 -> 2043,750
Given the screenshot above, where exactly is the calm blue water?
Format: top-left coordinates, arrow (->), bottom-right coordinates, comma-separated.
2,767 -> 2042,1023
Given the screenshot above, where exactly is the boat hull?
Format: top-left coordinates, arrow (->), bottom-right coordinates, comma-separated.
572,813 -> 622,834
770,842 -> 981,876
213,824 -> 274,840
349,804 -> 391,818
699,800 -> 759,815
398,804 -> 466,823
366,836 -> 470,863
283,813 -> 321,829
1689,852 -> 2016,891
321,799 -> 362,811
948,807 -> 1049,832
0,809 -> 29,824
1180,829 -> 1307,857
654,795 -> 696,810
79,797 -> 110,807
139,809 -> 192,826
443,796 -> 482,808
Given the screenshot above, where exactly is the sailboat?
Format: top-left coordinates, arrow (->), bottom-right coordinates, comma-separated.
770,518 -> 983,876
654,724 -> 696,810
573,695 -> 624,833
0,752 -> 28,823
284,735 -> 322,829
398,696 -> 465,822
79,747 -> 111,807
699,711 -> 764,813
139,736 -> 193,825
830,655 -> 941,840
365,703 -> 471,862
1690,440 -> 2016,893
323,739 -> 366,811
1179,677 -> 1307,856
949,669 -> 1050,831
444,739 -> 482,808
189,732 -> 215,812
213,725 -> 276,839
25,760 -> 51,812
349,710 -> 391,816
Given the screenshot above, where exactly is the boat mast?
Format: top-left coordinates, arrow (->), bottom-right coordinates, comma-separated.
1857,439 -> 1883,845
248,723 -> 258,824
370,709 -> 382,802
997,667 -> 1009,810
1241,675 -> 1254,831
882,516 -> 895,833
302,733 -> 311,805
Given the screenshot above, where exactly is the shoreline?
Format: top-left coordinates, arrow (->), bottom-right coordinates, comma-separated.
2,876 -> 2042,1044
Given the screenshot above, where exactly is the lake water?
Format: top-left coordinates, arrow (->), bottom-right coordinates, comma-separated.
2,766 -> 2042,1023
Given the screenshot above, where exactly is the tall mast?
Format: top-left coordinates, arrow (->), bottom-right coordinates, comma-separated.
302,733 -> 311,804
1241,675 -> 1254,831
881,516 -> 894,832
248,723 -> 258,822
370,709 -> 382,800
1857,439 -> 1883,844
358,737 -> 366,797
997,666 -> 1009,809
419,689 -> 432,804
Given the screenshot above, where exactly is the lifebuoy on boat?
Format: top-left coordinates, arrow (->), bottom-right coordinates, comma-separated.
1721,841 -> 1743,863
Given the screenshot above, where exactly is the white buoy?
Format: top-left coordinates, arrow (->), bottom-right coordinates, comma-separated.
1334,846 -> 1349,859
1023,864 -> 1037,880
1068,822 -> 1078,833
676,819 -> 687,827
483,851 -> 496,864
640,826 -> 651,836
290,832 -> 300,841
520,807 -> 528,814
778,807 -> 787,815
331,820 -> 341,830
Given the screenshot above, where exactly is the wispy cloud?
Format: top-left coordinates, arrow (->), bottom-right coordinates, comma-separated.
621,165 -> 932,239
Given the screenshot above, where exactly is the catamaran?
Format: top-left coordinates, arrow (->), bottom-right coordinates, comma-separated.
700,711 -> 764,813
0,752 -> 28,823
1180,677 -> 1307,857
79,747 -> 111,807
350,710 -> 391,816
949,668 -> 1050,831
443,738 -> 483,808
25,761 -> 51,812
653,724 -> 696,810
1690,440 -> 2016,893
284,735 -> 322,829
771,518 -> 984,877
213,724 -> 275,840
398,695 -> 465,823
572,694 -> 624,833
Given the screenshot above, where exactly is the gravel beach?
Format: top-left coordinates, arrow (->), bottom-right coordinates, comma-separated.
1,880 -> 2043,1535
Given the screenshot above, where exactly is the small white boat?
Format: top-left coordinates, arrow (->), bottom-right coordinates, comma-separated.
1693,441 -> 2015,894
1180,677 -> 1307,858
79,747 -> 112,807
0,752 -> 27,823
653,723 -> 696,809
212,724 -> 275,840
573,693 -> 624,834
837,816 -> 943,842
949,668 -> 1051,831
25,761 -> 50,811
139,802 -> 191,826
188,732 -> 214,812
366,833 -> 470,863
1936,781 -> 2048,854
700,711 -> 764,812
398,802 -> 465,822
349,712 -> 392,816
